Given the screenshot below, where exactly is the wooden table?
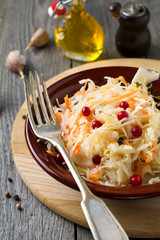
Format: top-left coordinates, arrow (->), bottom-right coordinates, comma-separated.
0,0 -> 160,239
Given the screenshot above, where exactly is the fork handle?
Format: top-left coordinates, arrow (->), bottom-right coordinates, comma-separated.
81,196 -> 129,240
51,138 -> 128,240
54,138 -> 91,197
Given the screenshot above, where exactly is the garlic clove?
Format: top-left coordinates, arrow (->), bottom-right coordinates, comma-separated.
25,28 -> 49,51
6,50 -> 25,78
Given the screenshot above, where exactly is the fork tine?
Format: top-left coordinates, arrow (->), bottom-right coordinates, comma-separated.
35,71 -> 50,123
41,74 -> 58,125
29,72 -> 43,125
23,76 -> 36,130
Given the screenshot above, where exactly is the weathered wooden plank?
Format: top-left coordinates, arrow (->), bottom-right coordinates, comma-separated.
0,0 -> 74,240
77,225 -> 94,240
0,0 -> 8,51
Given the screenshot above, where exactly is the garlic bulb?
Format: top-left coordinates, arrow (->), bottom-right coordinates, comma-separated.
6,50 -> 25,78
25,28 -> 49,51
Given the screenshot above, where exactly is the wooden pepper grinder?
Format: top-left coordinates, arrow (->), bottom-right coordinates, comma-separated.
109,0 -> 151,57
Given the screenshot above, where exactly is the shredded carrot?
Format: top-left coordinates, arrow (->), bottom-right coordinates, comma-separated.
128,100 -> 136,110
123,141 -> 135,145
136,161 -> 151,179
78,109 -> 93,122
101,87 -> 141,105
89,167 -> 100,183
136,161 -> 144,176
108,141 -> 114,144
84,80 -> 88,89
74,91 -> 83,96
64,94 -> 71,110
78,81 -> 89,95
72,122 -> 86,136
116,158 -> 121,161
46,150 -> 55,157
142,109 -> 152,119
113,93 -> 120,98
86,110 -> 93,122
66,125 -> 71,135
87,97 -> 95,101
152,140 -> 158,153
73,141 -> 82,155
142,109 -> 148,114
141,151 -> 152,163
115,76 -> 128,86
146,154 -> 151,163
141,151 -> 146,160
91,179 -> 100,184
89,177 -> 100,184
55,112 -> 62,124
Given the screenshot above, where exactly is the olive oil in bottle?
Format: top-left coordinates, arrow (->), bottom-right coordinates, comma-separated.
49,0 -> 104,62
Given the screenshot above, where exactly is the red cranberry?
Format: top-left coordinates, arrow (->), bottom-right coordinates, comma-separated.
130,174 -> 142,186
55,153 -> 64,163
117,111 -> 128,120
119,101 -> 129,110
92,155 -> 101,165
131,125 -> 142,137
92,120 -> 102,129
82,106 -> 91,116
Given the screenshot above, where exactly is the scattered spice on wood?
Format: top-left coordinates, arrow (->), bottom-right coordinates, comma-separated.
22,114 -> 26,120
14,195 -> 20,201
16,203 -> 22,210
8,177 -> 13,182
5,192 -> 11,198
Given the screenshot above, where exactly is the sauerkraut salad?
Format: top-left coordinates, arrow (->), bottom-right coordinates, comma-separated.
49,67 -> 160,187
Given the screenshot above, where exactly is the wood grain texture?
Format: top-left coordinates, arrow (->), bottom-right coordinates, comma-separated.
0,0 -> 74,240
12,59 -> 160,239
0,0 -> 160,239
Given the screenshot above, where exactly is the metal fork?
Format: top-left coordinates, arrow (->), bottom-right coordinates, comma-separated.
23,72 -> 129,240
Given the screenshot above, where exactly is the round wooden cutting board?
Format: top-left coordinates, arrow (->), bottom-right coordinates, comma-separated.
12,59 -> 160,238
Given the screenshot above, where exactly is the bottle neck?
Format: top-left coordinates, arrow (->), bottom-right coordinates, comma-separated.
72,0 -> 85,4
71,0 -> 85,13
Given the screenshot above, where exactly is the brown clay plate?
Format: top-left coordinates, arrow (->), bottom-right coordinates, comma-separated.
25,66 -> 160,199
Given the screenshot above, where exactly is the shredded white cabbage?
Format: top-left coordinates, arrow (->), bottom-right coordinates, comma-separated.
52,68 -> 160,186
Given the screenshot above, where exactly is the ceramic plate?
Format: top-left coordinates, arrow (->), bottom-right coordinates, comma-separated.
25,66 -> 160,199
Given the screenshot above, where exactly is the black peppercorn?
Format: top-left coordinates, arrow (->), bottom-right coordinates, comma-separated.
8,177 -> 13,182
117,137 -> 124,145
22,115 -> 26,120
16,203 -> 22,210
5,192 -> 11,198
14,195 -> 20,201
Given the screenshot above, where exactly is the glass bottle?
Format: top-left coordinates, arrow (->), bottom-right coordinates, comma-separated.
48,0 -> 105,62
